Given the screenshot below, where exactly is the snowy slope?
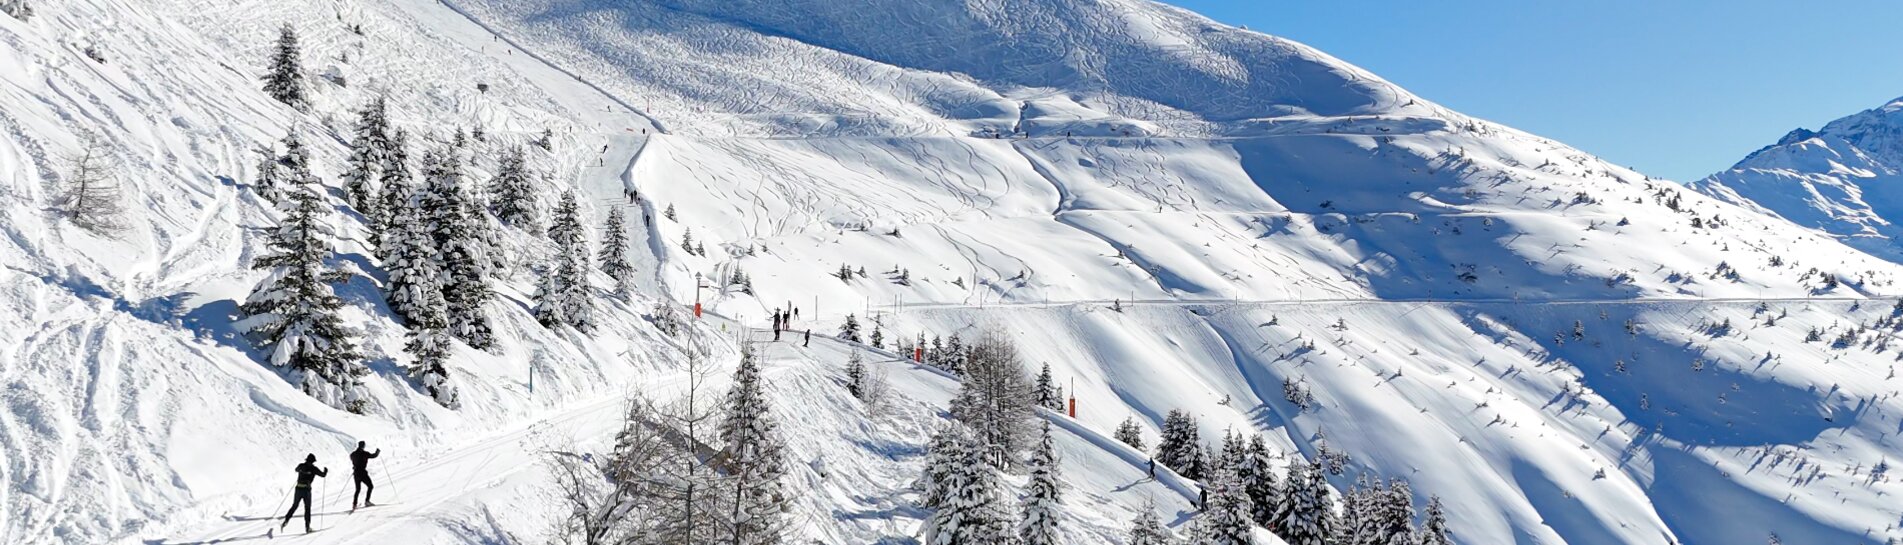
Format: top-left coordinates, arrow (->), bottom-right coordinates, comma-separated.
8,0 -> 1903,544
1693,97 -> 1903,263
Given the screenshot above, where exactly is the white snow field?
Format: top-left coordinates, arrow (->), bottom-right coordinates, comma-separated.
3,0 -> 1903,544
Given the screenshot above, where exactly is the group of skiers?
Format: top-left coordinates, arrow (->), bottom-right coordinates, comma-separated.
769,306 -> 810,345
279,441 -> 382,534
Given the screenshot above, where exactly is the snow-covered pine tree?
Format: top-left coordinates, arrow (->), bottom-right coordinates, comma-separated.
535,190 -> 594,331
923,426 -> 1013,545
1114,417 -> 1146,450
1193,465 -> 1254,545
489,146 -> 541,232
1032,362 -> 1065,411
1341,474 -> 1382,545
719,344 -> 787,544
1375,478 -> 1415,545
1019,420 -> 1064,545
1243,434 -> 1282,527
342,96 -> 392,225
253,143 -> 285,202
598,207 -> 635,295
1416,497 -> 1451,545
374,129 -> 413,239
381,179 -> 441,325
845,349 -> 866,398
1129,501 -> 1177,545
870,326 -> 884,349
417,145 -> 496,349
399,238 -> 459,409
262,23 -> 308,111
240,182 -> 366,413
1274,460 -> 1335,545
1157,409 -> 1206,480
840,313 -> 862,343
919,425 -> 966,510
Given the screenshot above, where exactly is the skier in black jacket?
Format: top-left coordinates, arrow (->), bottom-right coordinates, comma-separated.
350,441 -> 381,510
280,454 -> 328,533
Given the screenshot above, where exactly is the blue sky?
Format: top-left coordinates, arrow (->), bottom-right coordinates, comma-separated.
1162,1 -> 1903,181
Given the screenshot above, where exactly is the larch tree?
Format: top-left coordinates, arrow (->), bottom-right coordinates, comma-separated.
948,332 -> 1035,468
50,130 -> 126,234
239,182 -> 366,413
262,23 -> 308,111
1018,420 -> 1064,545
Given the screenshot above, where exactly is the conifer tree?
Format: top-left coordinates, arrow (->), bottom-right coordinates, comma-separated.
1033,362 -> 1064,411
840,314 -> 862,343
240,182 -> 365,412
262,23 -> 308,111
51,130 -> 126,234
870,326 -> 884,349
598,207 -> 635,295
1019,420 -> 1064,545
919,425 -> 966,510
720,344 -> 786,544
1375,479 -> 1415,545
1193,465 -> 1254,545
535,191 -> 594,331
374,129 -> 414,240
1129,501 -> 1177,545
381,179 -> 440,326
400,241 -> 458,409
1157,409 -> 1206,480
280,132 -> 317,191
1416,497 -> 1452,545
254,144 -> 285,202
1243,435 -> 1282,527
923,426 -> 1013,545
489,146 -> 541,232
342,96 -> 392,224
1274,460 -> 1335,545
418,145 -> 496,348
845,349 -> 867,398
1114,417 -> 1146,451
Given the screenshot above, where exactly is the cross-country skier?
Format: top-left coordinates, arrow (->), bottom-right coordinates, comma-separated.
804,329 -> 811,347
280,454 -> 328,533
350,441 -> 381,510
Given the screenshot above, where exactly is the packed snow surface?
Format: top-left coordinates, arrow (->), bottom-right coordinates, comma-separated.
5,0 -> 1903,544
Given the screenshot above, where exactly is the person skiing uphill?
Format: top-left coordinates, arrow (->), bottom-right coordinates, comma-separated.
350,441 -> 381,510
280,454 -> 328,533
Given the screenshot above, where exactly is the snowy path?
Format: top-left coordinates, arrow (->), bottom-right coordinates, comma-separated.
147,390 -> 631,544
876,295 -> 1892,311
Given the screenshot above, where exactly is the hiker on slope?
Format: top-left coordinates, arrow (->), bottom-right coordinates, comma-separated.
350,441 -> 382,510
280,454 -> 328,533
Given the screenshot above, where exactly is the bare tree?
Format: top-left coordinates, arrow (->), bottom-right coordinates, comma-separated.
950,331 -> 1036,468
50,130 -> 125,234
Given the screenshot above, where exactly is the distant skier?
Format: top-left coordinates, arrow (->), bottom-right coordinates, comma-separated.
280,454 -> 328,533
349,441 -> 382,510
803,329 -> 811,347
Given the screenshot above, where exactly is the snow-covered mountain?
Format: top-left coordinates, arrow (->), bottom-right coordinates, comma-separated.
1693,97 -> 1903,263
6,0 -> 1903,544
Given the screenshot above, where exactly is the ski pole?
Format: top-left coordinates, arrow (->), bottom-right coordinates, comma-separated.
318,474 -> 328,531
